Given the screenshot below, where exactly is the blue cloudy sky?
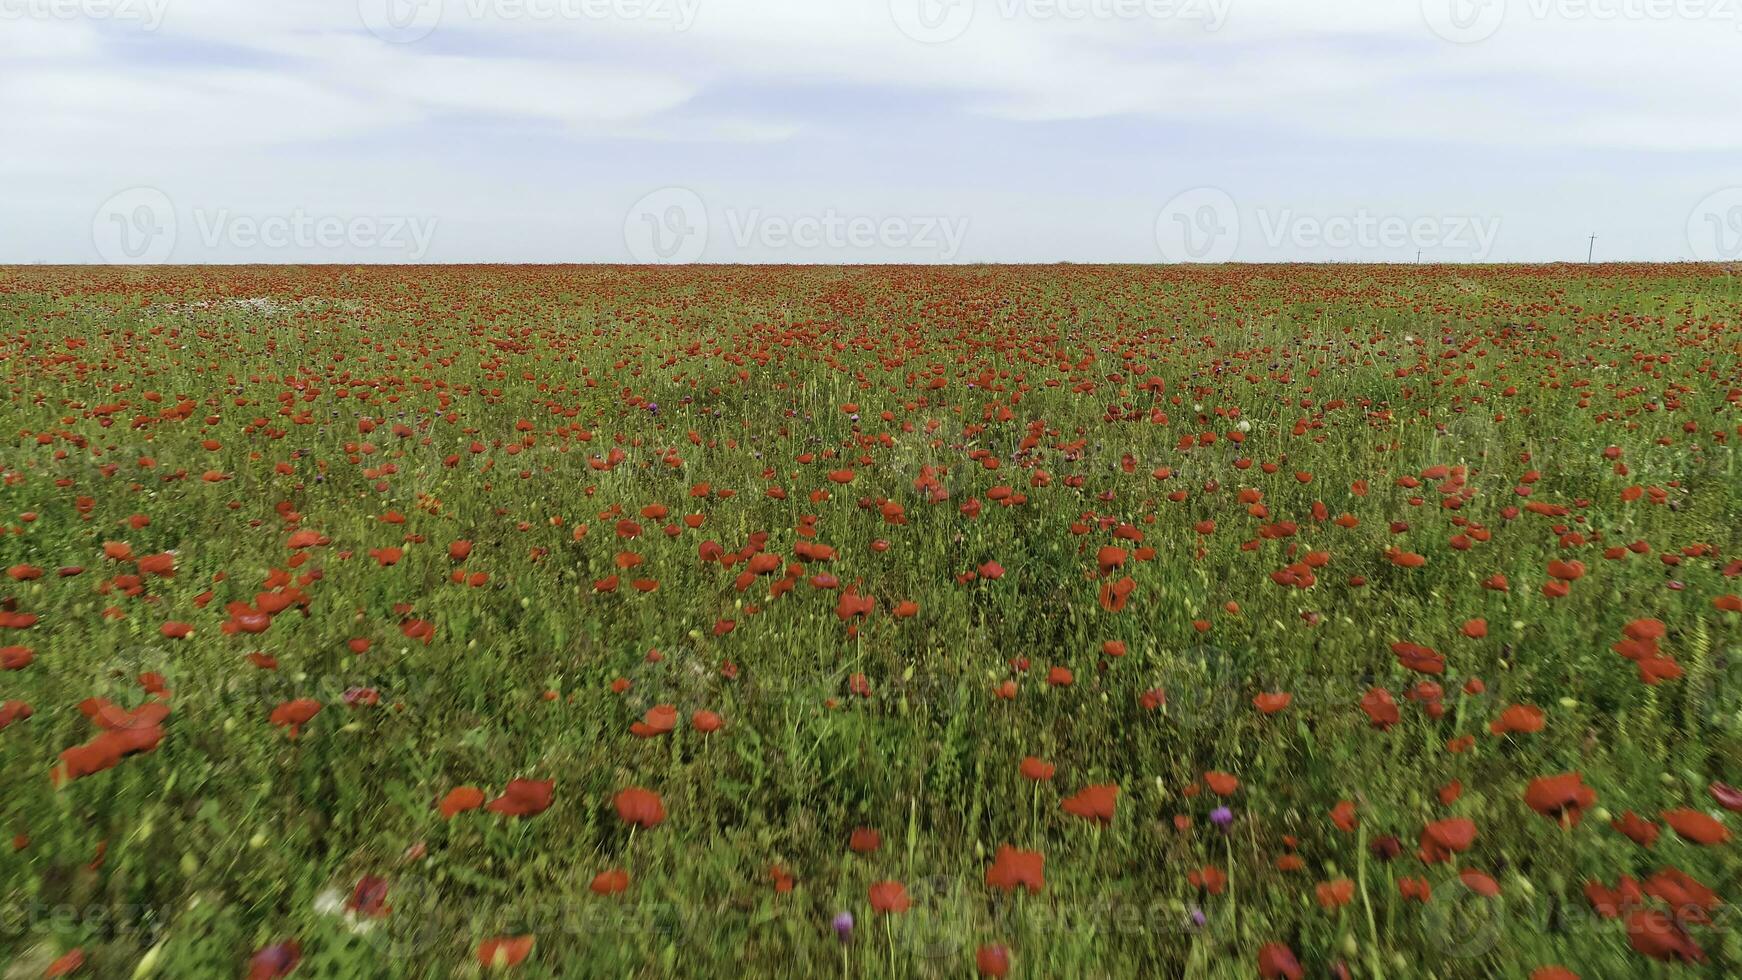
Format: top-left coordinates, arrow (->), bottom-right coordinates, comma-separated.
3,0 -> 1740,263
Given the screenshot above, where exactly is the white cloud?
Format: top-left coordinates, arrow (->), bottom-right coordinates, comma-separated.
0,0 -> 1734,260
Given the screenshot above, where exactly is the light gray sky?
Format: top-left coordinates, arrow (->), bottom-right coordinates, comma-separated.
2,0 -> 1740,263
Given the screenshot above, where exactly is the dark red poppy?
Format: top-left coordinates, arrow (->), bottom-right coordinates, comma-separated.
1660,809 -> 1730,845
613,787 -> 665,828
248,940 -> 301,979
1060,784 -> 1118,824
1625,908 -> 1704,962
476,935 -> 534,968
1610,811 -> 1659,847
984,845 -> 1045,894
1257,942 -> 1304,980
439,787 -> 486,819
868,880 -> 910,914
487,779 -> 555,818
590,869 -> 629,895
1524,773 -> 1596,826
975,944 -> 1010,977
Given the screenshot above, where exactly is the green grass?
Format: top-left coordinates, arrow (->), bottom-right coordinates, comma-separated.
1,264 -> 1740,978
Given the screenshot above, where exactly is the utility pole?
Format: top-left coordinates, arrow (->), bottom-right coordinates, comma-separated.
1416,249 -> 1422,264
1587,234 -> 1597,263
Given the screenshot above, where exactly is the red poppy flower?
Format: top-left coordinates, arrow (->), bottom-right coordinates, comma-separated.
487,779 -> 555,818
1711,781 -> 1742,812
1187,865 -> 1226,895
976,944 -> 1011,978
248,941 -> 301,979
1330,800 -> 1357,832
1610,811 -> 1659,847
1585,876 -> 1645,918
1490,704 -> 1545,735
1315,877 -> 1354,908
984,845 -> 1045,894
613,787 -> 665,828
346,875 -> 391,918
1360,688 -> 1400,729
1419,818 -> 1477,863
1253,692 -> 1291,714
590,869 -> 630,895
769,864 -> 794,893
1257,942 -> 1304,980
868,880 -> 910,914
1391,642 -> 1444,675
631,704 -> 678,737
1626,908 -> 1705,962
439,787 -> 486,819
1660,809 -> 1730,845
1524,773 -> 1596,826
1204,771 -> 1239,796
1060,784 -> 1119,824
1098,576 -> 1135,612
1459,869 -> 1501,897
476,935 -> 535,968
268,698 -> 321,738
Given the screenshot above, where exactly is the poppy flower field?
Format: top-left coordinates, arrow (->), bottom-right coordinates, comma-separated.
2,263 -> 1741,977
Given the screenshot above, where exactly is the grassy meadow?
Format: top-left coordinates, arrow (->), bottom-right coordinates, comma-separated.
1,264 -> 1740,978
